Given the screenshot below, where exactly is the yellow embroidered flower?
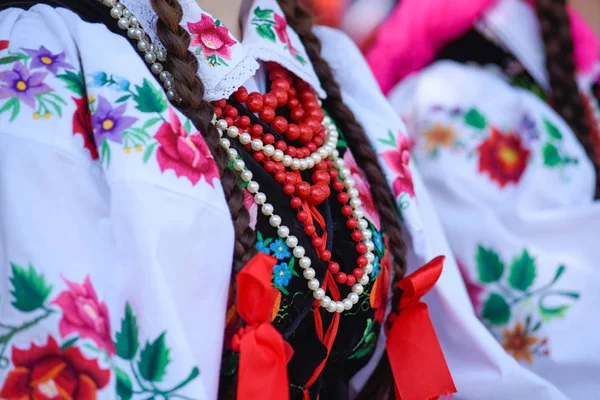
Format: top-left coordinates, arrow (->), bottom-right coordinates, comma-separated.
33,112 -> 41,120
502,321 -> 538,364
88,94 -> 96,103
44,112 -> 52,119
124,147 -> 132,154
422,123 -> 457,151
135,145 -> 143,152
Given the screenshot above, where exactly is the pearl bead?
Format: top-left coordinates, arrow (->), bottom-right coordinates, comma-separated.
348,292 -> 359,304
335,301 -> 345,313
263,144 -> 275,156
122,9 -> 131,18
311,153 -> 322,164
308,278 -> 320,291
217,119 -> 228,130
352,209 -> 366,220
233,159 -> 245,171
343,299 -> 353,310
324,116 -> 331,125
347,188 -> 359,199
282,155 -> 293,167
293,246 -> 305,258
359,275 -> 369,285
366,252 -> 375,263
300,159 -> 308,170
239,133 -> 251,145
151,63 -> 163,74
352,284 -> 364,295
277,226 -> 290,238
166,90 -> 177,100
137,40 -> 149,52
262,203 -> 274,216
117,17 -> 129,29
339,168 -> 350,179
318,148 -> 328,158
227,148 -> 238,159
364,264 -> 373,274
320,296 -> 331,308
157,51 -> 167,62
358,219 -> 368,230
227,126 -> 239,138
254,192 -> 266,204
291,159 -> 301,170
314,288 -> 325,300
241,170 -> 253,182
219,138 -> 230,148
298,256 -> 311,268
334,158 -> 344,168
349,198 -> 362,209
361,229 -> 372,239
332,149 -> 340,158
286,236 -> 298,248
247,182 -> 259,194
344,178 -> 356,189
129,16 -> 140,27
103,0 -> 116,6
269,215 -> 281,227
144,52 -> 156,64
149,44 -> 158,53
365,241 -> 374,251
110,7 -> 122,18
306,158 -> 315,169
303,268 -> 316,280
326,302 -> 337,313
273,150 -> 284,161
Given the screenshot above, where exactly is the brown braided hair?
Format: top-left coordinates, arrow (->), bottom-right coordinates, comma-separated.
535,0 -> 600,197
150,0 -> 407,398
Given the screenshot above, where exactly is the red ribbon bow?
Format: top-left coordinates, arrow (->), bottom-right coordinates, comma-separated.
233,252 -> 293,400
386,255 -> 456,400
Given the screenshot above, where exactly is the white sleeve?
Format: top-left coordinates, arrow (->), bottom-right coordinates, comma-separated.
0,6 -> 233,400
315,27 -> 572,399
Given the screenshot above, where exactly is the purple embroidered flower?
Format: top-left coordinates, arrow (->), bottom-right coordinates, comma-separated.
91,96 -> 137,143
0,62 -> 52,108
24,46 -> 73,75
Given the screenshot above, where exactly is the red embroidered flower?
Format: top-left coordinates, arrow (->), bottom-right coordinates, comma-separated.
456,259 -> 485,316
0,336 -> 110,399
370,241 -> 390,324
0,40 -> 8,51
52,275 -> 116,355
155,108 -> 219,186
380,132 -> 415,198
343,150 -> 380,229
273,14 -> 298,56
243,188 -> 258,230
187,14 -> 236,60
72,96 -> 99,160
477,127 -> 530,187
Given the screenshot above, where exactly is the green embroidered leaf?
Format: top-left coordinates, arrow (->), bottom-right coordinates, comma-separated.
254,7 -> 274,18
508,249 -> 536,292
221,351 -> 239,376
288,258 -> 299,277
263,238 -> 273,246
0,56 -> 22,65
531,321 -> 542,332
183,118 -> 192,133
164,367 -> 200,393
133,78 -> 168,114
143,117 -> 162,130
550,265 -> 566,284
215,19 -> 221,26
45,98 -> 63,118
10,263 -> 52,312
256,24 -> 276,42
115,302 -> 139,360
336,137 -> 348,148
138,332 -> 170,382
377,130 -> 396,147
482,293 -> 511,325
539,303 -> 571,322
0,98 -> 19,122
195,47 -> 202,55
273,284 -> 289,295
475,245 -> 504,283
464,108 -> 487,129
116,95 -> 132,104
60,336 -> 79,350
544,119 -> 562,140
542,142 -> 561,167
216,56 -> 229,67
57,71 -> 85,97
143,142 -> 158,164
295,55 -> 307,65
115,366 -> 133,400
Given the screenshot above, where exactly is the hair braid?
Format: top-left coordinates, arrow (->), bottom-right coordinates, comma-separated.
150,0 -> 257,272
535,0 -> 600,197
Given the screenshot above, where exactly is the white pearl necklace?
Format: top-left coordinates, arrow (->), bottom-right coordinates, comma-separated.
214,114 -> 377,313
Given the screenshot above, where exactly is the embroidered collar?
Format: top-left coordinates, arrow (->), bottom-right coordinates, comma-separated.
122,0 -> 326,101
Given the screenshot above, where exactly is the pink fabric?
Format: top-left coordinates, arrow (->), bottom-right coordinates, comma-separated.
367,0 -> 599,95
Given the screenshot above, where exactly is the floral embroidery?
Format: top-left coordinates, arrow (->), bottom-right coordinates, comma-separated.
188,14 -> 237,67
73,96 -> 99,160
502,320 -> 548,364
0,40 -> 8,51
0,62 -> 52,108
273,263 -> 293,287
422,123 -> 459,151
343,150 -> 381,230
269,239 -> 291,260
540,118 -> 579,171
378,129 -> 416,200
477,127 -> 530,188
474,244 -> 579,364
0,336 -> 110,399
0,262 -> 201,398
23,45 -> 74,75
255,231 -> 299,294
347,318 -> 377,360
251,7 -> 306,64
456,258 -> 484,315
92,96 -> 137,143
243,188 -> 258,230
369,238 -> 390,324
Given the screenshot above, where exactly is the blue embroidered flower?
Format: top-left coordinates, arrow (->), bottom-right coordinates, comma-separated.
269,239 -> 291,260
90,72 -> 108,87
273,263 -> 292,287
372,229 -> 384,253
371,256 -> 380,279
256,241 -> 271,255
116,77 -> 130,92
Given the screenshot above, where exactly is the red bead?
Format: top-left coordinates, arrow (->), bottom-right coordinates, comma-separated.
326,159 -> 333,168
312,237 -> 323,248
313,136 -> 324,147
288,87 -> 298,98
244,143 -> 252,151
285,173 -> 298,186
288,98 -> 300,109
224,117 -> 234,127
283,184 -> 295,195
274,162 -> 285,173
312,169 -> 330,185
290,197 -> 302,209
329,169 -> 338,180
353,268 -> 364,279
351,230 -> 363,241
269,68 -> 287,81
346,218 -> 358,229
328,262 -> 340,274
251,124 -> 263,136
275,140 -> 287,151
302,148 -> 311,158
287,147 -> 297,158
272,116 -> 288,133
247,92 -> 263,112
320,249 -> 332,261
263,93 -> 278,109
253,151 -> 265,163
342,205 -> 353,216
307,118 -> 322,134
336,272 -> 347,284
260,106 -> 275,122
234,87 -> 248,103
274,90 -> 289,107
215,99 -> 227,108
272,78 -> 291,92
286,124 -> 300,141
333,180 -> 344,191
316,161 -> 328,170
356,242 -> 367,254
224,105 -> 238,118
264,160 -> 276,172
275,171 -> 286,183
286,76 -> 294,85
299,125 -> 313,143
290,107 -> 305,123
295,182 -> 311,199
307,183 -> 330,206
297,210 -> 309,222
307,143 -> 317,152
299,89 -> 315,102
337,192 -> 349,204
213,107 -> 223,118
263,133 -> 275,144
345,275 -> 356,286
308,108 -> 325,120
303,99 -> 319,110
357,256 -> 368,267
304,224 -> 316,235
238,115 -> 251,128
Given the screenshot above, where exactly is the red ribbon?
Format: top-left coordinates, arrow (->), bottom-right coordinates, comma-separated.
232,252 -> 293,400
386,256 -> 456,400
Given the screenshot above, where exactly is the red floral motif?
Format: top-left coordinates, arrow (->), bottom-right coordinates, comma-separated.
243,188 -> 258,230
380,132 -> 415,198
0,40 -> 8,51
343,150 -> 380,229
456,259 -> 484,316
477,128 -> 530,187
273,14 -> 298,56
187,14 -> 236,60
52,275 -> 116,355
370,240 -> 390,324
223,286 -> 241,351
72,97 -> 99,160
0,336 -> 110,399
154,108 -> 220,186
